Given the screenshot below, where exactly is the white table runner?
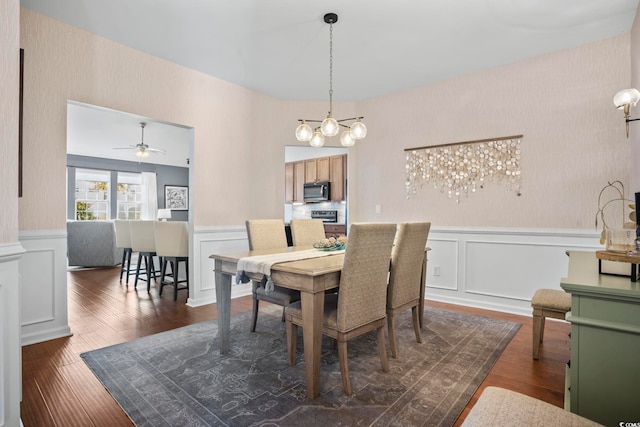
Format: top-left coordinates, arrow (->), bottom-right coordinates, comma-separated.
236,249 -> 344,291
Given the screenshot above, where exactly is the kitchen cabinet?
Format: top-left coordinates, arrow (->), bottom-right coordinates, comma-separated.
561,251 -> 640,426
286,154 -> 346,203
329,155 -> 345,201
324,224 -> 346,238
285,161 -> 305,203
305,158 -> 330,183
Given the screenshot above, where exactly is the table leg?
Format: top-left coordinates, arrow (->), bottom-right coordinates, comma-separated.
300,289 -> 325,399
214,259 -> 231,354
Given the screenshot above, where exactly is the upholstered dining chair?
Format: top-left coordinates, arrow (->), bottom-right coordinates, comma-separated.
154,221 -> 189,301
129,220 -> 159,291
290,219 -> 326,246
386,222 -> 431,358
114,220 -> 133,283
246,219 -> 300,331
285,222 -> 397,396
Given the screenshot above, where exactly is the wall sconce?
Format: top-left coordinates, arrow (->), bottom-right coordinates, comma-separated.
157,208 -> 172,221
613,88 -> 640,138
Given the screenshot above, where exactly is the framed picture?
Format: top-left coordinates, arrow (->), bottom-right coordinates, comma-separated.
165,185 -> 188,211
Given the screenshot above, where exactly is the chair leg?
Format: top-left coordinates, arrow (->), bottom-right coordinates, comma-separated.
159,258 -> 168,296
337,339 -> 352,396
250,294 -> 260,332
286,318 -> 297,366
125,249 -> 132,284
119,249 -> 127,280
172,260 -> 179,301
134,254 -> 143,288
387,314 -> 398,359
532,312 -> 544,360
411,306 -> 422,344
145,255 -> 153,292
377,326 -> 390,373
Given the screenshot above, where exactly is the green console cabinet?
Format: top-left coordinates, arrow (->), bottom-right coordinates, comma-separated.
561,251 -> 640,426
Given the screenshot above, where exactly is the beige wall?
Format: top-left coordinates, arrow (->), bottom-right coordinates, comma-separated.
351,35 -> 631,228
1,0 -> 19,243
20,8 -> 632,232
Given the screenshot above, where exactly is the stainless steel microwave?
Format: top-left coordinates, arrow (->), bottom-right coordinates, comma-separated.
303,181 -> 330,202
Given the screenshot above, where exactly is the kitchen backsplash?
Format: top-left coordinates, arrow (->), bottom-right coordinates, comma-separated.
285,201 -> 347,224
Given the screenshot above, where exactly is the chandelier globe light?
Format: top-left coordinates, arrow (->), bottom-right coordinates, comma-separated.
309,128 -> 326,147
295,120 -> 313,142
295,13 -> 366,147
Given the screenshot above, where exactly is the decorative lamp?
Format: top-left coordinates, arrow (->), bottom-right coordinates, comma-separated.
157,208 -> 172,221
613,88 -> 640,138
295,13 -> 366,147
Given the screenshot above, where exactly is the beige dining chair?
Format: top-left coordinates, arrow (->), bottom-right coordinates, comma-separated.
386,222 -> 431,358
290,219 -> 326,246
114,220 -> 134,283
245,219 -> 300,331
285,222 -> 397,396
129,220 -> 159,291
154,221 -> 189,301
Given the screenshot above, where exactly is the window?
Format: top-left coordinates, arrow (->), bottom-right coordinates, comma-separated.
117,172 -> 142,219
75,169 -> 110,220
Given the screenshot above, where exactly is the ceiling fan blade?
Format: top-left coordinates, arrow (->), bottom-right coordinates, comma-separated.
112,146 -> 137,150
146,147 -> 167,154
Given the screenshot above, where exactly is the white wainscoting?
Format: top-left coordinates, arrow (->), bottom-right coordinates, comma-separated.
16,225 -> 602,347
191,225 -> 602,316
0,242 -> 25,427
189,225 -> 252,307
425,227 -> 602,316
18,230 -> 71,346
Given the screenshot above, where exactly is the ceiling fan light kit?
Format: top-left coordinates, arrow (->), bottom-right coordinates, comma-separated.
113,122 -> 167,159
295,13 -> 367,147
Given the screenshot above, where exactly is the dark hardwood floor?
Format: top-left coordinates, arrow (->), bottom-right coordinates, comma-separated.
21,267 -> 570,426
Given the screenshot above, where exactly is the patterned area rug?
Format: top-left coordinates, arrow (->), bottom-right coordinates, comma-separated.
81,306 -> 520,427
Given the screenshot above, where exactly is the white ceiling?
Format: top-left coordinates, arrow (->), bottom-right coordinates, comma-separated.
24,1 -> 639,166
67,102 -> 191,168
21,0 -> 639,102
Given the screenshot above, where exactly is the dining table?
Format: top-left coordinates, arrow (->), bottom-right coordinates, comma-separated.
209,245 -> 430,399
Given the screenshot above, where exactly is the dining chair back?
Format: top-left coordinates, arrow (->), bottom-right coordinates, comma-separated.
129,220 -> 158,291
290,219 -> 326,246
386,221 -> 431,358
246,219 -> 288,250
154,221 -> 189,301
245,219 -> 300,331
286,222 -> 397,395
114,220 -> 134,283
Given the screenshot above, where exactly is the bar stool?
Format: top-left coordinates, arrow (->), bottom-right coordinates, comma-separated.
531,288 -> 571,359
154,221 -> 189,301
129,220 -> 159,291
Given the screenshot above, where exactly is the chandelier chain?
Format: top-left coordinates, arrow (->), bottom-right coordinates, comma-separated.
328,21 -> 333,116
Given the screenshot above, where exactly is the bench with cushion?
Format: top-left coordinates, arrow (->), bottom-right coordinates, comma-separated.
461,387 -> 602,426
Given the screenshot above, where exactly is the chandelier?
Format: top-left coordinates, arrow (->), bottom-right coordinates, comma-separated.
295,13 -> 367,147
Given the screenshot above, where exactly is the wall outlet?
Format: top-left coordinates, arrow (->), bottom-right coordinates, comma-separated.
433,265 -> 441,276
375,204 -> 382,214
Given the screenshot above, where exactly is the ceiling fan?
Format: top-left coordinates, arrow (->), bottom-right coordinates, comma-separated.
113,122 -> 166,158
